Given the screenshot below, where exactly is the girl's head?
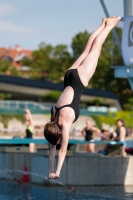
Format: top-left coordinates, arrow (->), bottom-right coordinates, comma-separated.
44,106 -> 61,145
116,119 -> 125,127
25,109 -> 31,126
86,119 -> 92,128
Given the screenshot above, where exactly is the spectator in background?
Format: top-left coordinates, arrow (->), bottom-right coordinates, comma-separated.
115,119 -> 126,142
81,119 -> 100,153
100,129 -> 113,141
25,109 -> 35,153
103,119 -> 127,155
131,129 -> 133,139
99,129 -> 115,153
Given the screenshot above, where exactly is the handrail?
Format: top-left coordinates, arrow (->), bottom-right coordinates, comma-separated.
0,139 -> 124,145
1,100 -> 47,110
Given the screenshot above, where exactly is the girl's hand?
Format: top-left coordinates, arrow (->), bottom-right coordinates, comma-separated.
48,173 -> 59,179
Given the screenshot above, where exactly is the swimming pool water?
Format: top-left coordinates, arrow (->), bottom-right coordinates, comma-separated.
0,181 -> 133,200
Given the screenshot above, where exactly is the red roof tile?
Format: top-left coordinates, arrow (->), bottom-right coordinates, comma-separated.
0,46 -> 33,60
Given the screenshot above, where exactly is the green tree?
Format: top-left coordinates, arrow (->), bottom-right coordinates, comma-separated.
9,66 -> 22,77
43,91 -> 61,102
47,45 -> 71,82
0,93 -> 12,107
71,31 -> 91,59
89,98 -> 106,106
0,60 -> 11,74
123,97 -> 133,110
0,59 -> 22,77
22,43 -> 72,82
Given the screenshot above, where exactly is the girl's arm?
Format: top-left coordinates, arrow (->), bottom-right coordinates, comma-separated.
56,122 -> 69,177
119,127 -> 126,142
91,126 -> 100,135
25,109 -> 34,125
81,128 -> 85,136
49,122 -> 70,179
49,144 -> 56,177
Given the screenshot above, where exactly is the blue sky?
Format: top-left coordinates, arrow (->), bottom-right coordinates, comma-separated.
0,0 -> 130,50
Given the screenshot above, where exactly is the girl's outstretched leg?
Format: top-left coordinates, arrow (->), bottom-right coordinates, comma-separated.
77,16 -> 121,86
68,18 -> 109,70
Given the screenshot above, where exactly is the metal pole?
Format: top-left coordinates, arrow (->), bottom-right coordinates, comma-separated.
99,0 -> 123,57
123,0 -> 132,16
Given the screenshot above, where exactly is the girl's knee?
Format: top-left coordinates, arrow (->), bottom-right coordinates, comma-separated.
92,42 -> 101,51
91,46 -> 101,58
85,45 -> 92,53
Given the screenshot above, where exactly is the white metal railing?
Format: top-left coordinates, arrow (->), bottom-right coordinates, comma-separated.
0,100 -> 49,110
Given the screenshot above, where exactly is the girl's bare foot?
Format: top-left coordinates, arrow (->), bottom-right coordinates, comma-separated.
102,18 -> 107,24
106,16 -> 121,27
102,18 -> 108,27
108,16 -> 115,19
102,16 -> 115,25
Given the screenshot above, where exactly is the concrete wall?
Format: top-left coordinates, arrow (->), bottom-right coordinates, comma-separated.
0,152 -> 133,185
0,153 -> 31,180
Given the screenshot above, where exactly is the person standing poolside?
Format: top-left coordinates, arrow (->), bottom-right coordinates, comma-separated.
115,119 -> 126,142
44,16 -> 121,179
81,119 -> 100,153
25,109 -> 35,153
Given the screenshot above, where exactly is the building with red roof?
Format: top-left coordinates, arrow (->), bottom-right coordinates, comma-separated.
0,45 -> 33,69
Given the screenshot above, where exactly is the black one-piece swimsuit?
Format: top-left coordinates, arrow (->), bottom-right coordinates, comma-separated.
55,69 -> 85,123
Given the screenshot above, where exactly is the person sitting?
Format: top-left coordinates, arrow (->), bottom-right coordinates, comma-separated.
103,119 -> 126,156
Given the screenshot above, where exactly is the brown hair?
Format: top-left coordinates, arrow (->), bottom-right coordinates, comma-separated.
44,106 -> 61,145
116,119 -> 125,126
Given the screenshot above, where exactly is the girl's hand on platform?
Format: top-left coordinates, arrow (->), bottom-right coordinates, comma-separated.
48,173 -> 59,179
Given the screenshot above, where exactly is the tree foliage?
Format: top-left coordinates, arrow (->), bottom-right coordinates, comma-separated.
0,60 -> 22,76
0,93 -> 11,100
43,91 -> 62,102
71,31 -> 91,59
21,43 -> 71,82
0,93 -> 12,108
0,60 -> 10,73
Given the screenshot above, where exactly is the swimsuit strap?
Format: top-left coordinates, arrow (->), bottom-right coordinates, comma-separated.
55,105 -> 71,117
55,105 -> 70,111
26,126 -> 34,134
